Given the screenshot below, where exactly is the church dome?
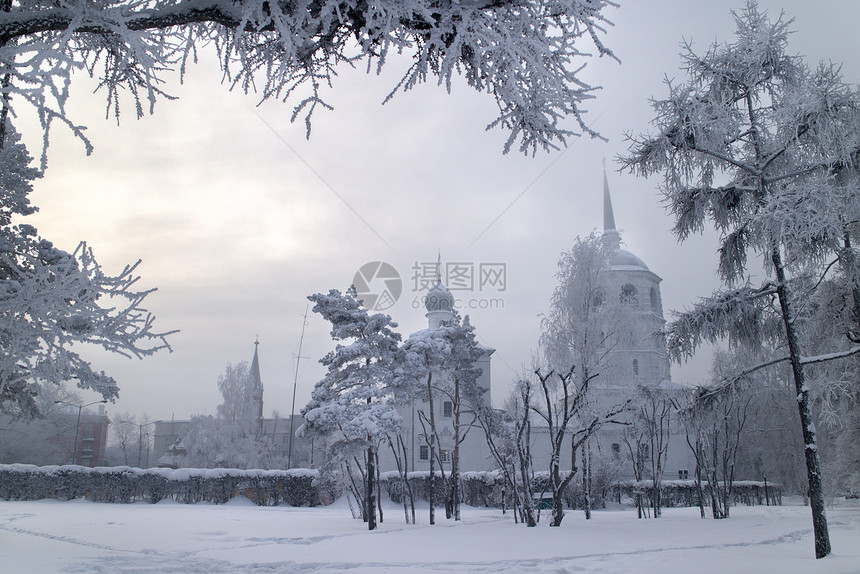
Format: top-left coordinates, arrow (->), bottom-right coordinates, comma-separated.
425,280 -> 454,313
610,248 -> 650,271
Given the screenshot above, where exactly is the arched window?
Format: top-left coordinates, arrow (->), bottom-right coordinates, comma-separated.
650,287 -> 660,313
633,359 -> 639,376
620,283 -> 638,305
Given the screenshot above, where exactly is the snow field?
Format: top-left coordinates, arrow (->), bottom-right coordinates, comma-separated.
2,498 -> 860,573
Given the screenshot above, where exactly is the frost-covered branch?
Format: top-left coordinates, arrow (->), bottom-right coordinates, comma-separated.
1,0 -> 619,158
0,126 -> 174,418
665,282 -> 778,363
622,3 -> 860,556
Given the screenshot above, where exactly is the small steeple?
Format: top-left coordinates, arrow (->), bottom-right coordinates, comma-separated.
426,252 -> 454,328
602,161 -> 621,250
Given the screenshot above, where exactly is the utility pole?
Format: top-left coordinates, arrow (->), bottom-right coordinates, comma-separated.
288,305 -> 310,469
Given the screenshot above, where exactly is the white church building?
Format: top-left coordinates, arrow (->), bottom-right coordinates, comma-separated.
381,171 -> 695,480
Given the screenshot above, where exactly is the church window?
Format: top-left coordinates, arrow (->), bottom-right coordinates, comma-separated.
650,287 -> 660,313
620,284 -> 638,305
443,401 -> 453,418
633,359 -> 639,376
611,443 -> 621,458
440,449 -> 451,463
419,445 -> 429,461
592,287 -> 605,308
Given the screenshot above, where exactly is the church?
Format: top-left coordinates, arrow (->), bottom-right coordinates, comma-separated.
380,170 -> 695,480
152,171 -> 694,482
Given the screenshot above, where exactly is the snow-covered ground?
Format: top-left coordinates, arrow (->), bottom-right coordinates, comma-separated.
2,497 -> 859,573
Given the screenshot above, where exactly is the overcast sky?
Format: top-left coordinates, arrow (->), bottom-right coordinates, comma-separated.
22,1 -> 860,421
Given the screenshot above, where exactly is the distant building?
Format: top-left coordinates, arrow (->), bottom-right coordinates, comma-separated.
532,169 -> 695,480
152,415 -> 321,469
377,169 -> 695,480
53,404 -> 111,467
152,342 -> 321,469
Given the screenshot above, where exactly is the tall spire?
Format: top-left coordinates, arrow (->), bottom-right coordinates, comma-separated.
249,339 -> 264,432
602,161 -> 621,250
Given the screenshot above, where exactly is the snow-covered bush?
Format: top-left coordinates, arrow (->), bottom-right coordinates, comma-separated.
0,464 -> 325,506
616,480 -> 782,510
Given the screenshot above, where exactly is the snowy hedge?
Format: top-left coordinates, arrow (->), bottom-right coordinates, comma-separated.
0,464 -> 335,506
380,473 -> 781,510
380,471 -> 614,509
616,480 -> 783,508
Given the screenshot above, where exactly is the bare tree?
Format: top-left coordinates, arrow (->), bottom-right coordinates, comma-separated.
531,367 -> 627,527
680,354 -> 752,520
639,386 -> 674,518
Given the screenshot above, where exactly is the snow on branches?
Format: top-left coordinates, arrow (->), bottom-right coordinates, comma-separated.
0,0 -> 618,157
621,1 -> 860,558
301,287 -> 404,441
0,126 -> 173,418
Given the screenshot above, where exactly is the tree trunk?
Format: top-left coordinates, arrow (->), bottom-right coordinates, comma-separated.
427,373 -> 437,526
772,248 -> 831,558
451,377 -> 461,521
550,455 -> 565,527
582,441 -> 591,520
376,450 -> 383,524
366,445 -> 377,530
695,444 -> 706,519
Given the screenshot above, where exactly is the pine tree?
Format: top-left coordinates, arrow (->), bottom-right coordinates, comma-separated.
301,287 -> 404,530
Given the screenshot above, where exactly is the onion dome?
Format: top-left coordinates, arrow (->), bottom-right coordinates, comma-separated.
425,280 -> 454,313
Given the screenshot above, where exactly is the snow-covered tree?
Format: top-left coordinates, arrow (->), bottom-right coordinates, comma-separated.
109,411 -> 140,466
301,286 -> 404,530
400,310 -> 485,522
529,366 -> 626,527
178,357 -> 271,469
534,231 -> 630,526
621,1 -> 860,557
541,231 -> 620,377
216,360 -> 263,438
0,0 -> 618,158
621,411 -> 650,518
625,385 -> 674,518
399,324 -> 451,526
798,273 -> 860,499
0,125 -> 173,419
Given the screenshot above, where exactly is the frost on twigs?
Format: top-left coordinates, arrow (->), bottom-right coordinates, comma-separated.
621,1 -> 860,558
0,0 -> 618,156
0,126 -> 174,419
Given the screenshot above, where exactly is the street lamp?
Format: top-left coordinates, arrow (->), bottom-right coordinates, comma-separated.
119,420 -> 156,467
55,399 -> 108,465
